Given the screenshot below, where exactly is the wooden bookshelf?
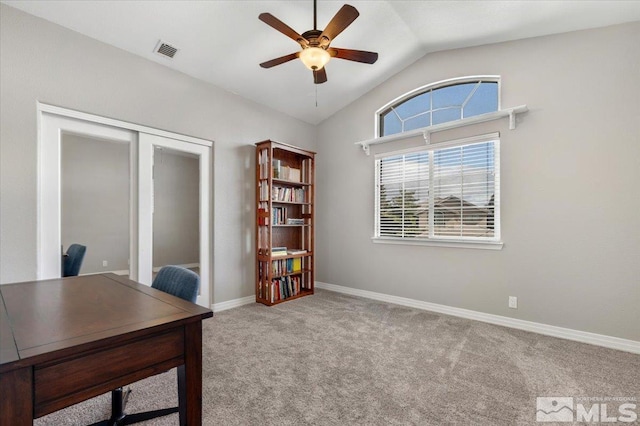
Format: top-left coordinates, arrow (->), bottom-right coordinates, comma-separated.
255,140 -> 315,306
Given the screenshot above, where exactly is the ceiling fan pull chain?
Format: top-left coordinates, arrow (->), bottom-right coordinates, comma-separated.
315,85 -> 318,107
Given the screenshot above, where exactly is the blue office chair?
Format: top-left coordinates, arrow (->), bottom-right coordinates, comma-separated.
152,265 -> 200,303
63,244 -> 86,277
92,266 -> 200,426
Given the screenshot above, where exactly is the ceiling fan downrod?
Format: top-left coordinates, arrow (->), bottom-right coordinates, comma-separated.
313,0 -> 317,31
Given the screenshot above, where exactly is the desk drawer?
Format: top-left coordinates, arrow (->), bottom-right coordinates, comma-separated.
34,328 -> 184,413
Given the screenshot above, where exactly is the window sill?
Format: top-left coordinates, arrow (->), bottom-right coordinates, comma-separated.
371,237 -> 503,250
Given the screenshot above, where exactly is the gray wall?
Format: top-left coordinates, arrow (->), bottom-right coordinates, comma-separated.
153,148 -> 200,268
61,134 -> 130,274
316,22 -> 640,341
0,4 -> 316,306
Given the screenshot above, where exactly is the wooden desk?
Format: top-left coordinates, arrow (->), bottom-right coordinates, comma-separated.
0,273 -> 213,425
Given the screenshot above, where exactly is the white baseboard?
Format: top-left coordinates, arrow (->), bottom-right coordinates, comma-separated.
83,264 -> 200,276
152,263 -> 199,273
212,295 -> 255,313
315,281 -> 640,354
80,269 -> 130,276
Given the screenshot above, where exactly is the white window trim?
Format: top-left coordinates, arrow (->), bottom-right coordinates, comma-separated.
357,75 -> 527,156
374,75 -> 501,137
358,105 -> 526,155
373,133 -> 502,250
373,75 -> 502,133
371,236 -> 503,250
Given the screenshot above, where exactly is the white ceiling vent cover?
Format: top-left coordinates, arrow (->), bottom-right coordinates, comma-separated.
154,40 -> 178,59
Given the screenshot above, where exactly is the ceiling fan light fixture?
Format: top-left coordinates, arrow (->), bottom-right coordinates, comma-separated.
299,47 -> 330,70
259,2 -> 376,84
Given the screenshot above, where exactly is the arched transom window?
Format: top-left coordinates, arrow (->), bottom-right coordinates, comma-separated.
378,77 -> 499,137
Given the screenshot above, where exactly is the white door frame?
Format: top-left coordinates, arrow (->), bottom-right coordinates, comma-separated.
138,133 -> 211,307
37,103 -> 214,307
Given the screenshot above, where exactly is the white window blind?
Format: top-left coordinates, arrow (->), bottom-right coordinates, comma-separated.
375,135 -> 500,244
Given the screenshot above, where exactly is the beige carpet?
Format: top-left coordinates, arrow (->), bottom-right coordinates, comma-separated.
36,289 -> 639,425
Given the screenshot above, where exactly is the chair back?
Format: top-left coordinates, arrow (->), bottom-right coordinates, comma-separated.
152,266 -> 200,303
63,244 -> 87,277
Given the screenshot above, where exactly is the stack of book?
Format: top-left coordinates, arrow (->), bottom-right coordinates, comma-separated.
286,248 -> 307,255
271,247 -> 287,257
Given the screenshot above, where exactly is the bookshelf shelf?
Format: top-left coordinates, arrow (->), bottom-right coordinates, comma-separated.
272,201 -> 312,206
272,178 -> 311,187
256,140 -> 315,306
272,268 -> 313,279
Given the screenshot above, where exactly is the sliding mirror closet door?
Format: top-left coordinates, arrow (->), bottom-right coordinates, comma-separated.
138,133 -> 211,308
40,107 -> 212,308
39,112 -> 137,280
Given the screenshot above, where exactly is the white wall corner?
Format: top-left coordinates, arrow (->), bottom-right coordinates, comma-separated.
315,281 -> 640,354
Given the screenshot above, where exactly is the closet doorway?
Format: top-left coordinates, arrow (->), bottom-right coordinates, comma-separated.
38,104 -> 212,307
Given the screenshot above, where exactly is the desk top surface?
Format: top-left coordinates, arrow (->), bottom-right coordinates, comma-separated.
0,274 -> 212,368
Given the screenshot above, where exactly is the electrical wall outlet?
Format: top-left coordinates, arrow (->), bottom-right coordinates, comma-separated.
508,296 -> 518,309
102,260 -> 108,267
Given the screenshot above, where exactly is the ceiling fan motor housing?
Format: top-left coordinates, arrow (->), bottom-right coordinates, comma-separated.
301,30 -> 329,48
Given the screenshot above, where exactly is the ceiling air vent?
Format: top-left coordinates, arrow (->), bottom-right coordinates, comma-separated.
154,40 -> 178,59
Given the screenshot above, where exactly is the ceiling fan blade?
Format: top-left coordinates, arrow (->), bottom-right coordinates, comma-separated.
313,68 -> 327,84
259,13 -> 308,47
328,48 -> 378,64
319,5 -> 359,45
260,52 -> 300,69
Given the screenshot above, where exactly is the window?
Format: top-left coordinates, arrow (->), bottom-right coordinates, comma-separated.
375,134 -> 500,247
379,78 -> 499,137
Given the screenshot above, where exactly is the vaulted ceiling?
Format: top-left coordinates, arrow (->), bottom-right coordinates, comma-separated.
4,1 -> 639,124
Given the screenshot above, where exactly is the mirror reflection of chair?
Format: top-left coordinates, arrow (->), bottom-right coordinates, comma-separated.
62,243 -> 86,277
91,266 -> 200,426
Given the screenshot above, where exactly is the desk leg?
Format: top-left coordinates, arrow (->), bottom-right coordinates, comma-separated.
184,321 -> 203,426
0,367 -> 33,426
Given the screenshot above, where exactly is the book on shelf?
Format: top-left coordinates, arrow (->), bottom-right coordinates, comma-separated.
272,186 -> 305,203
271,246 -> 287,257
286,218 -> 305,225
258,181 -> 269,201
289,167 -> 301,182
269,275 -> 302,303
272,206 -> 287,225
272,159 -> 281,179
271,257 -> 303,275
291,257 -> 301,272
286,249 -> 307,255
279,166 -> 301,182
258,149 -> 269,179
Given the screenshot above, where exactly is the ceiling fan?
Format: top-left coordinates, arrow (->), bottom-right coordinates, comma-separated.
259,0 -> 378,84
